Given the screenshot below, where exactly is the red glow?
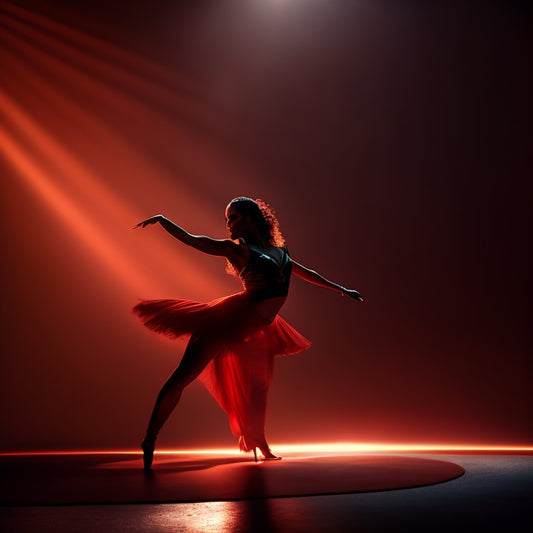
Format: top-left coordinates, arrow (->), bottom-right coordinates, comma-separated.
0,6 -> 231,300
2,442 -> 532,457
1,0 -> 531,455
0,118 -> 156,295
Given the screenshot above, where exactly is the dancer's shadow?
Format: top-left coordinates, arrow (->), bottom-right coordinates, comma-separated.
236,463 -> 276,533
150,455 -> 251,474
98,454 -> 249,474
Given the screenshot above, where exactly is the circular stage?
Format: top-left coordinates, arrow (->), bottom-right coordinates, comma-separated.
1,451 -> 465,505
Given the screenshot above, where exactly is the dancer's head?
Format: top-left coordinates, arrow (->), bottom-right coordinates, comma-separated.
225,197 -> 285,247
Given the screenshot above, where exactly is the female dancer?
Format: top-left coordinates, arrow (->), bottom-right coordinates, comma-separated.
134,197 -> 362,470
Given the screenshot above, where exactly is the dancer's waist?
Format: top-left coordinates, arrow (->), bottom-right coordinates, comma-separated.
247,295 -> 286,324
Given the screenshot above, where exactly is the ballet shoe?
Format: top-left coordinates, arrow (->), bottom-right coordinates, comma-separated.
141,439 -> 155,471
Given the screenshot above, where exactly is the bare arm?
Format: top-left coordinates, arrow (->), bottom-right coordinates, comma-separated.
134,214 -> 244,263
292,260 -> 363,301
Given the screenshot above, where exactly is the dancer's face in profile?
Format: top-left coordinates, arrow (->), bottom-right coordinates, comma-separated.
225,205 -> 253,240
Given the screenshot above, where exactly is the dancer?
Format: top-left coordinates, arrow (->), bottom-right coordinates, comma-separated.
134,197 -> 362,470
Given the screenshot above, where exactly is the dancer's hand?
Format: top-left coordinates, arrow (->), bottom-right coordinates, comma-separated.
134,215 -> 164,229
341,288 -> 364,302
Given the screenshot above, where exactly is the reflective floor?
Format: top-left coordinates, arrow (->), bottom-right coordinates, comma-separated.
1,455 -> 532,532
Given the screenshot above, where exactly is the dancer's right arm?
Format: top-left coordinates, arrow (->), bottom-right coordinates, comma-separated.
135,215 -> 245,262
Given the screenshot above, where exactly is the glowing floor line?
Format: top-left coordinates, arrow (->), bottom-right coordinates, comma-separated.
2,443 -> 533,456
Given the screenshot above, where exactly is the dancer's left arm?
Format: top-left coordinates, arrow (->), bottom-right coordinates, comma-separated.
292,260 -> 363,302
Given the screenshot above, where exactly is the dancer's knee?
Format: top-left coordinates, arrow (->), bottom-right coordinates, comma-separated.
160,336 -> 217,392
162,370 -> 189,392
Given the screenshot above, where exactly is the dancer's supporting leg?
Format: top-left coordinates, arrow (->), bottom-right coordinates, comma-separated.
142,334 -> 217,469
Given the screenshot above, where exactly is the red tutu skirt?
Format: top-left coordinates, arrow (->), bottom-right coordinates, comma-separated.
133,292 -> 310,450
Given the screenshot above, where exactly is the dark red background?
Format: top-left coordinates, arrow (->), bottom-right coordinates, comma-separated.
1,0 -> 531,451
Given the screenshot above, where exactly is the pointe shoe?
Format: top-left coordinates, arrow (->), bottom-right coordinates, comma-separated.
141,439 -> 155,471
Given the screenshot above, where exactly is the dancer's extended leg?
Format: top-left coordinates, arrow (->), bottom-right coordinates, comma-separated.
142,335 -> 218,469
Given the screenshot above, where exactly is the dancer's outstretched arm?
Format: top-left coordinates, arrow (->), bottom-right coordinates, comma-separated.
134,215 -> 244,261
292,260 -> 363,301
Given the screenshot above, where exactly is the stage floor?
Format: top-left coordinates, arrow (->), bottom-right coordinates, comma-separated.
1,451 -> 532,532
0,450 -> 465,505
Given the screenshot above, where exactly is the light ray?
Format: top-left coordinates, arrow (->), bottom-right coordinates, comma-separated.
0,6 -> 232,300
0,121 -> 160,295
0,84 -> 223,298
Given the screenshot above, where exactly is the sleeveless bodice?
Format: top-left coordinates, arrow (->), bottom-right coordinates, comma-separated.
239,245 -> 292,301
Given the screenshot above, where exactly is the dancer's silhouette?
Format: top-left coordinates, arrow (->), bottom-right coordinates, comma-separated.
134,197 -> 362,470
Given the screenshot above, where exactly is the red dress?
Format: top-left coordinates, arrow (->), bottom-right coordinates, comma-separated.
133,245 -> 311,451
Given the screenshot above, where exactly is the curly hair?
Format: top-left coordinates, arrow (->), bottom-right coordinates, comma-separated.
229,197 -> 286,247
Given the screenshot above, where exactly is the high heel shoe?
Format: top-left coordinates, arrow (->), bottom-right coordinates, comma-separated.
252,446 -> 281,462
141,439 -> 155,471
260,448 -> 282,461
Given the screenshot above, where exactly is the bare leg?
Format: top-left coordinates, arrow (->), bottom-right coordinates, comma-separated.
251,402 -> 281,461
240,351 -> 280,461
142,335 -> 217,469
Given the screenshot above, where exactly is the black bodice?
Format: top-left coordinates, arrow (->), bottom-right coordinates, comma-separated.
240,245 -> 292,301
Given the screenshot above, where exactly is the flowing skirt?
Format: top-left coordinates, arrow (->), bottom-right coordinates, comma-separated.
133,292 -> 311,450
